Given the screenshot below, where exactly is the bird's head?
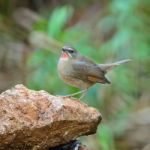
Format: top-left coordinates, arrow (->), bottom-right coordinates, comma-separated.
60,46 -> 79,60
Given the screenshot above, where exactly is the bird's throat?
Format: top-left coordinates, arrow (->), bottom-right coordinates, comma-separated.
61,52 -> 69,60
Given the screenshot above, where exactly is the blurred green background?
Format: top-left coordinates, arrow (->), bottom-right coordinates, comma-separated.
0,0 -> 150,150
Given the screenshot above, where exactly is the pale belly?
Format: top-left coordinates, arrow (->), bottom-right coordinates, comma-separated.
60,75 -> 91,89
57,59 -> 91,89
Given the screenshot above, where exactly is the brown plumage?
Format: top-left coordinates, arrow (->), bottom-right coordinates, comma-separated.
57,46 -> 130,97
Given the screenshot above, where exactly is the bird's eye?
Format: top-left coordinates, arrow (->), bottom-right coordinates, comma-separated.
69,50 -> 74,53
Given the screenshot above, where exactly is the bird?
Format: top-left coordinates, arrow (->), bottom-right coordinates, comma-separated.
57,46 -> 131,98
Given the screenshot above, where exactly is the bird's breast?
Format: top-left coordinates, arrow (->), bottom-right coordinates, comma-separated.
57,59 -> 72,76
57,59 -> 91,89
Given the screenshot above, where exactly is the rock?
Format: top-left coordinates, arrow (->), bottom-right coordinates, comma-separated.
0,84 -> 101,150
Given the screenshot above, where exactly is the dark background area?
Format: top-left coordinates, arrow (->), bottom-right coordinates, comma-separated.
0,0 -> 150,150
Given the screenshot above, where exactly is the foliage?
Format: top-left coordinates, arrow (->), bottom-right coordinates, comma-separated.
97,124 -> 115,150
48,5 -> 73,39
27,1 -> 150,149
95,0 -> 150,149
0,0 -> 149,149
27,5 -> 94,96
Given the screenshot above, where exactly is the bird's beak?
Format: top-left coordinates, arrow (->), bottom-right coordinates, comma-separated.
61,50 -> 72,58
67,52 -> 72,58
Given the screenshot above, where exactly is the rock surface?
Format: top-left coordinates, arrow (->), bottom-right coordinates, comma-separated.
0,85 -> 101,150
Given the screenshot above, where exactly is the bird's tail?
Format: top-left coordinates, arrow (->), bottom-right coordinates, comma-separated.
98,59 -> 131,73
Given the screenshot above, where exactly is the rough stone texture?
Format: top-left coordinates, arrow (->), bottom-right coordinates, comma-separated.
0,84 -> 101,150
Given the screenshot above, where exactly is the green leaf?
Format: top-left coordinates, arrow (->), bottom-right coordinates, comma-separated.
97,124 -> 115,150
48,5 -> 73,38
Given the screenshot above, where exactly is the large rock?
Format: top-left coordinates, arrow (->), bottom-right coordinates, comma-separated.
0,85 -> 101,150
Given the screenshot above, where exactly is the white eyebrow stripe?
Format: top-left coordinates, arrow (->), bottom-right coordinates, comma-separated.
67,47 -> 73,50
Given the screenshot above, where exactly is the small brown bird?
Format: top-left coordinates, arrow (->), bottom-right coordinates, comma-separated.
58,46 -> 130,98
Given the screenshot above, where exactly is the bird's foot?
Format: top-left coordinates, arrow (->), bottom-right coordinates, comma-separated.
58,89 -> 87,99
58,95 -> 72,98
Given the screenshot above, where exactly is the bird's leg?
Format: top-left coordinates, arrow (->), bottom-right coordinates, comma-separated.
60,89 -> 87,98
79,89 -> 88,100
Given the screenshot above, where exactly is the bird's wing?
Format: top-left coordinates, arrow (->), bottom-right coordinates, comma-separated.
72,61 -> 106,83
77,55 -> 96,65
